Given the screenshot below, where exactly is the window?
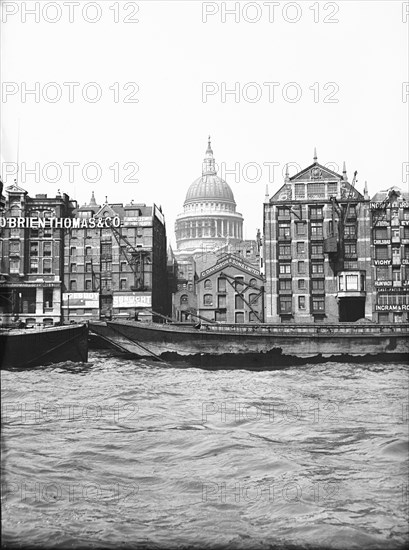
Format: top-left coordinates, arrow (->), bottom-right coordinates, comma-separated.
345,261 -> 358,270
85,246 -> 92,257
279,244 -> 291,256
392,228 -> 400,240
10,241 -> 20,254
279,263 -> 291,275
312,263 -> 324,274
235,295 -> 244,309
312,297 -> 325,311
30,259 -> 39,273
70,280 -> 77,291
218,278 -> 226,292
297,242 -> 305,254
235,312 -> 245,323
43,227 -> 52,238
85,280 -> 92,290
279,279 -> 292,291
249,312 -> 258,323
30,229 -> 39,238
295,184 -> 305,198
215,311 -> 226,322
43,242 -> 52,256
310,206 -> 323,219
344,225 -> 356,238
70,264 -> 77,273
298,279 -> 305,290
311,222 -> 323,237
298,261 -> 305,274
376,267 -> 389,280
375,246 -> 388,260
101,243 -> 112,255
346,275 -> 359,291
120,262 -> 127,272
345,243 -> 357,256
101,261 -> 112,272
43,259 -> 52,274
86,262 -> 93,273
279,296 -> 292,313
296,223 -> 306,236
298,296 -> 306,310
249,293 -> 259,305
218,295 -> 226,308
311,243 -> 323,255
235,277 -> 244,291
278,207 -> 290,218
392,269 -> 401,282
312,279 -> 324,291
101,279 -> 111,291
378,312 -> 389,323
204,294 -> 213,306
30,242 -> 39,256
327,182 -> 337,195
347,205 -> 357,218
204,279 -> 212,290
392,247 -> 401,263
249,278 -> 257,287
120,279 -> 127,290
10,260 -> 20,273
43,288 -> 53,309
308,183 -> 325,198
374,228 -> 388,240
404,227 -> 409,239
278,223 -> 291,238
180,294 -> 188,305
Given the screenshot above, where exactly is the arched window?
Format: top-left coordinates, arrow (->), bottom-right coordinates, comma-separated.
180,294 -> 188,305
203,294 -> 213,306
249,278 -> 257,288
249,312 -> 257,323
249,293 -> 259,305
204,279 -> 212,290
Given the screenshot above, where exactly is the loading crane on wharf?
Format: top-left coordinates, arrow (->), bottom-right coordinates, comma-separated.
323,169 -> 359,272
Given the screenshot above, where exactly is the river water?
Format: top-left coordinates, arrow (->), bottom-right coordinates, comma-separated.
1,351 -> 408,549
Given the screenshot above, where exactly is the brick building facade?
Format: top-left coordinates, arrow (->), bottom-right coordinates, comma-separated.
263,154 -> 373,323
0,184 -> 76,326
62,195 -> 169,322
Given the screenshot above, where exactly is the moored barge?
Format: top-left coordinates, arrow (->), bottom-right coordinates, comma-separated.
0,323 -> 89,369
89,320 -> 409,365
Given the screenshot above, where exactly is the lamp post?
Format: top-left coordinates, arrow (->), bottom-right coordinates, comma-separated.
67,294 -> 70,324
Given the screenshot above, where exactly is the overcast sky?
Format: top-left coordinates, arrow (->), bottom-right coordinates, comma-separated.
1,0 -> 408,244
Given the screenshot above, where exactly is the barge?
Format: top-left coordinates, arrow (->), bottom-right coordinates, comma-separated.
0,323 -> 89,369
89,320 -> 409,365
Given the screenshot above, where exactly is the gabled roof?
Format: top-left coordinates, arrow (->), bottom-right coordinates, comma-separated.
6,183 -> 27,194
290,162 -> 342,182
95,203 -> 124,218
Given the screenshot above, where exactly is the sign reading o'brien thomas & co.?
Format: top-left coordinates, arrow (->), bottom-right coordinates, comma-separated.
0,217 -> 121,228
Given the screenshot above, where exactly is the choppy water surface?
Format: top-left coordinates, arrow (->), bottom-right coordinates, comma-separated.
1,351 -> 408,549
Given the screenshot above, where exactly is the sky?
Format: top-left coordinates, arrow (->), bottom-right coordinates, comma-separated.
1,0 -> 408,245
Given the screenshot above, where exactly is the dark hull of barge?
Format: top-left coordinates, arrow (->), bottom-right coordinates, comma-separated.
0,323 -> 89,369
89,320 -> 409,367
